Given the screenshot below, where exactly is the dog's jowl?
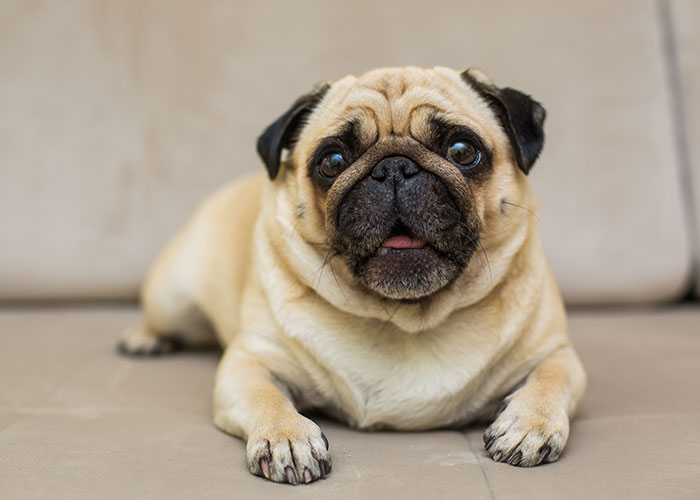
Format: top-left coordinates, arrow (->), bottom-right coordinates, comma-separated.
119,66 -> 586,484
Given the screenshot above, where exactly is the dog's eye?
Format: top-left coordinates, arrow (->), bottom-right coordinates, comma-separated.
318,152 -> 348,178
446,141 -> 481,168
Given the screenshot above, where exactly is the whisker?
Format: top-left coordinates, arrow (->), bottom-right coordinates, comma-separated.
376,300 -> 401,335
479,229 -> 511,240
502,201 -> 539,221
284,214 -> 335,304
476,238 -> 493,285
458,182 -> 492,279
456,220 -> 492,285
327,255 -> 349,303
311,245 -> 335,304
315,102 -> 354,122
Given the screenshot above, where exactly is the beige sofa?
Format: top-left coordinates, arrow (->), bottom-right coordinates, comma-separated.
1,1 -> 699,498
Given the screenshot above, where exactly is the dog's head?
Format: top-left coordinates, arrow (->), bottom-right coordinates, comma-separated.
257,67 -> 545,302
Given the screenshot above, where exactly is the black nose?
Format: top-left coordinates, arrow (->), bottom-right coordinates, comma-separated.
370,156 -> 420,182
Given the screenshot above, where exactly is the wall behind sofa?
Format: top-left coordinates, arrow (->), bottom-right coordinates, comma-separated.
0,0 -> 696,304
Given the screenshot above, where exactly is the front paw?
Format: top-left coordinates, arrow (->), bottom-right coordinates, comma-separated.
483,396 -> 569,467
246,416 -> 331,484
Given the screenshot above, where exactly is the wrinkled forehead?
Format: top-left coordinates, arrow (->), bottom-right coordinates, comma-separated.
307,67 -> 500,146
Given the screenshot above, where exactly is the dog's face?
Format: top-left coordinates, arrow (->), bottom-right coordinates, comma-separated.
257,67 -> 545,301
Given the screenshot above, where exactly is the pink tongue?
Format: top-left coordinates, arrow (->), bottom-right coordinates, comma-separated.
382,235 -> 426,249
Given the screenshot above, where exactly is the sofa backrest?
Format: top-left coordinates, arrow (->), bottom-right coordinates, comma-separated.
0,0 -> 697,304
671,0 -> 700,296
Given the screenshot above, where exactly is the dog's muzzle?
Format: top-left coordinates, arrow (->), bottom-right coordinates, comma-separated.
324,138 -> 481,300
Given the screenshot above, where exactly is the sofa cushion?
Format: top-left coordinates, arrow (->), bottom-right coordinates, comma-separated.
670,0 -> 700,295
0,306 -> 699,499
0,0 -> 692,303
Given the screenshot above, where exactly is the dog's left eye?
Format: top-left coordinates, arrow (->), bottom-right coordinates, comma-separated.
318,152 -> 348,178
446,141 -> 481,168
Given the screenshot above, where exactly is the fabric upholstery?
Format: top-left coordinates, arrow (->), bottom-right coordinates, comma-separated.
0,306 -> 698,499
0,0 -> 693,304
670,0 -> 700,295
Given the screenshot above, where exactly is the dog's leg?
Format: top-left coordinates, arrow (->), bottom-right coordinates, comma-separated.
118,234 -> 217,356
213,347 -> 331,484
483,344 -> 586,466
118,303 -> 214,356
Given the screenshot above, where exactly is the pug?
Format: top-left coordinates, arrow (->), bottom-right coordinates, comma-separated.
119,66 -> 586,485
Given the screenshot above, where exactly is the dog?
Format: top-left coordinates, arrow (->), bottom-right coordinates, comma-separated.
119,66 -> 586,485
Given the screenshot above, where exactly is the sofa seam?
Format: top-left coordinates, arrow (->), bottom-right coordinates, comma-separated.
657,0 -> 700,296
464,431 -> 497,500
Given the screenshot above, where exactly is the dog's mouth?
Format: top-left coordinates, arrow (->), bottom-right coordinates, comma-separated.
379,223 -> 426,251
332,163 -> 480,301
349,222 -> 465,301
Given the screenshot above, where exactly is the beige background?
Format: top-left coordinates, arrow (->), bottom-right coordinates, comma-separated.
0,0 -> 696,303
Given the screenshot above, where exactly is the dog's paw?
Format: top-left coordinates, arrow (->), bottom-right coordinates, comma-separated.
117,324 -> 182,356
483,395 -> 569,467
246,416 -> 331,484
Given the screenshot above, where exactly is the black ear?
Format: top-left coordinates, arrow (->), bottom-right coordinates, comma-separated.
461,69 -> 546,174
256,83 -> 330,179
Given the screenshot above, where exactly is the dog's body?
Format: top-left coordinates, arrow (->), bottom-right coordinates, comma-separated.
120,66 -> 586,484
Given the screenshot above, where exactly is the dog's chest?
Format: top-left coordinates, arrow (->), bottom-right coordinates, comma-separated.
288,320 -> 507,430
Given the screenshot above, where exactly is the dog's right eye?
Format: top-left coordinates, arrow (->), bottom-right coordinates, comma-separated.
318,152 -> 348,178
446,140 -> 481,169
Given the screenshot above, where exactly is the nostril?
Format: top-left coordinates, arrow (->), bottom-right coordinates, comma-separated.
371,164 -> 388,181
371,156 -> 420,182
401,161 -> 419,178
